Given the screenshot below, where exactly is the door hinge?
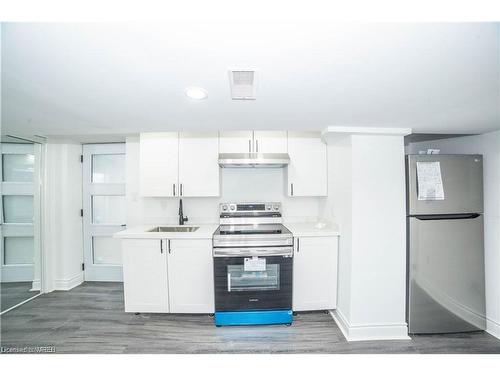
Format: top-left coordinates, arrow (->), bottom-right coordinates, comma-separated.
80,155 -> 83,163
80,209 -> 84,217
82,263 -> 85,271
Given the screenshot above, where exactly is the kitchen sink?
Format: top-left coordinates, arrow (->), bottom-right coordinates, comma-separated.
147,226 -> 200,233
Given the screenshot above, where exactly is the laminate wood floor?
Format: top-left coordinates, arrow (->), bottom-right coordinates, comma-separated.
1,282 -> 499,354
1,282 -> 39,312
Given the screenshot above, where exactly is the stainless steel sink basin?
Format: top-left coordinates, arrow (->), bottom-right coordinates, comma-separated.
147,226 -> 199,233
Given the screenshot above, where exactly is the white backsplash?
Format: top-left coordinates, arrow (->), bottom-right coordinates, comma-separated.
126,137 -> 323,226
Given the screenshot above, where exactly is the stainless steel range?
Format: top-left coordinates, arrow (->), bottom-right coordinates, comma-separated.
212,202 -> 293,326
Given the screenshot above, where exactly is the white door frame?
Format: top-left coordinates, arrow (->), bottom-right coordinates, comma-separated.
82,143 -> 126,281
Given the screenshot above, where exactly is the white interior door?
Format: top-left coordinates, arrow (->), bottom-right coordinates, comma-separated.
83,144 -> 126,281
0,143 -> 41,286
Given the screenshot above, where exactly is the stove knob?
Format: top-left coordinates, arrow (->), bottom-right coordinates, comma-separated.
266,205 -> 272,211
229,204 -> 236,211
273,205 -> 280,211
222,204 -> 228,211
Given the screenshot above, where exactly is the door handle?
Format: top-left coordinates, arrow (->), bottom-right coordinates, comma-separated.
297,238 -> 300,253
414,213 -> 480,220
291,183 -> 294,196
168,239 -> 171,254
160,239 -> 163,254
248,139 -> 252,153
256,139 -> 259,153
173,184 -> 176,196
180,183 -> 183,196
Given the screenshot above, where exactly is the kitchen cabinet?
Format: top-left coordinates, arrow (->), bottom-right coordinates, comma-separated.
122,239 -> 169,313
121,238 -> 215,314
219,130 -> 287,153
286,131 -> 327,196
292,236 -> 338,311
253,131 -> 287,153
178,132 -> 219,197
219,131 -> 253,153
139,132 -> 219,197
139,132 -> 178,197
167,239 -> 214,313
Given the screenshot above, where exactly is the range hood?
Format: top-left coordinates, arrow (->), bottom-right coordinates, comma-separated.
218,153 -> 290,168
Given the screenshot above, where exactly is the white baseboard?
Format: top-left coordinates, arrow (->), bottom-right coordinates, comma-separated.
487,318 -> 500,340
330,309 -> 410,341
30,279 -> 41,292
54,272 -> 84,291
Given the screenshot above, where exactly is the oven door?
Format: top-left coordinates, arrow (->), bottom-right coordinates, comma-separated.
214,254 -> 292,311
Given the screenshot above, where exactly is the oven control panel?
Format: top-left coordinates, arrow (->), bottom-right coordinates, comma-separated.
220,202 -> 281,214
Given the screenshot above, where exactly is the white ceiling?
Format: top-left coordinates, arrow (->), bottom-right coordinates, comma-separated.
1,22 -> 499,138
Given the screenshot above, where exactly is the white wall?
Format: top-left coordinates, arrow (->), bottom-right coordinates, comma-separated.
43,142 -> 83,291
324,133 -> 408,341
407,130 -> 500,339
126,136 -> 323,226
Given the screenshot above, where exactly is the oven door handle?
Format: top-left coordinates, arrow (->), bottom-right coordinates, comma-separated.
227,273 -> 231,292
213,246 -> 293,257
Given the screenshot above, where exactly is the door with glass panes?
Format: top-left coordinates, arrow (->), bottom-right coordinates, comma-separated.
0,143 -> 41,287
82,144 -> 126,281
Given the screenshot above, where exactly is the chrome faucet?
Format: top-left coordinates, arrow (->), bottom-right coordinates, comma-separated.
178,199 -> 188,225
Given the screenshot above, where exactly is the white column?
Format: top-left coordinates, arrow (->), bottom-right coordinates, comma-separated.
322,126 -> 411,341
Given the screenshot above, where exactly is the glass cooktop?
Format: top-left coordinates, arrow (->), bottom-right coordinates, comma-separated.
216,224 -> 291,236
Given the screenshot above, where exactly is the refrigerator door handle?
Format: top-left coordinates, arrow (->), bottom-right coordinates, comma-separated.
413,213 -> 480,221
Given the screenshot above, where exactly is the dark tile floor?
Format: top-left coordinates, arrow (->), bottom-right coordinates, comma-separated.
1,282 -> 499,354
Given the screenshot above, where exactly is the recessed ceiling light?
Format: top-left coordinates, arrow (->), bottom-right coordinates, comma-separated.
185,87 -> 208,100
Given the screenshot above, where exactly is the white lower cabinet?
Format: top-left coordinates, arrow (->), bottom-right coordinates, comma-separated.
122,239 -> 169,313
167,239 -> 214,313
122,238 -> 214,313
293,236 -> 338,311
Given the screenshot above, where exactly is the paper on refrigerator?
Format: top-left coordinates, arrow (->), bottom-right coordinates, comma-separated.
416,161 -> 445,200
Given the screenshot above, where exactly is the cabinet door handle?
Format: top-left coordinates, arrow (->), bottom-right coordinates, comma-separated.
297,238 -> 300,253
248,139 -> 252,153
291,183 -> 294,196
256,139 -> 259,153
173,184 -> 176,196
180,183 -> 183,196
160,239 -> 163,254
168,239 -> 171,254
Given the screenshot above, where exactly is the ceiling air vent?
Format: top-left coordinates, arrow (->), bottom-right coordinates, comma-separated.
228,69 -> 257,100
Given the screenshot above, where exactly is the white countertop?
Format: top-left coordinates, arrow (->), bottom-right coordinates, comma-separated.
114,221 -> 340,240
113,224 -> 219,240
284,222 -> 340,237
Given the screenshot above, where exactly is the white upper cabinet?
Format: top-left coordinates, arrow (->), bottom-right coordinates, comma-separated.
139,132 -> 178,197
253,131 -> 287,153
219,131 -> 253,153
178,132 -> 219,197
286,131 -> 327,197
139,132 -> 219,197
219,131 -> 287,153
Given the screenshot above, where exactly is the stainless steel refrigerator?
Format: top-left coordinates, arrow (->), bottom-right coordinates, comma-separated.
406,154 -> 486,334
